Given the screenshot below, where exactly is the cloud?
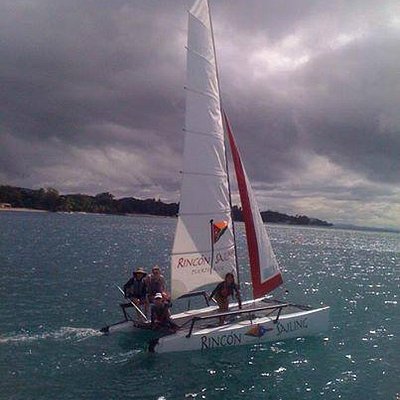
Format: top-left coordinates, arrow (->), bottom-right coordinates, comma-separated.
1,0 -> 399,228
253,154 -> 400,227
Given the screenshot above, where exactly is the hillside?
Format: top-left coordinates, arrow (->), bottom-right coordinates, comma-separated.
0,185 -> 332,227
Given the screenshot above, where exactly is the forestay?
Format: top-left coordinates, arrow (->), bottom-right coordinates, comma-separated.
170,0 -> 236,299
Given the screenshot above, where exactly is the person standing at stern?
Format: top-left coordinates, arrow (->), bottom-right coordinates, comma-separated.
210,272 -> 241,325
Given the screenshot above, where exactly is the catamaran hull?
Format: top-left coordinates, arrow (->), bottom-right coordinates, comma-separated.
151,306 -> 329,354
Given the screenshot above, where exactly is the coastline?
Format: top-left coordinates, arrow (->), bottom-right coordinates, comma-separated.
0,207 -> 47,213
1,207 -> 398,234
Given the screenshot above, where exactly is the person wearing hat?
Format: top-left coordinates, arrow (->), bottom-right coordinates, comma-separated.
150,292 -> 177,332
121,267 -> 148,318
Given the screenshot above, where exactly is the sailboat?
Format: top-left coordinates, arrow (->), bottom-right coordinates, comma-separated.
100,0 -> 329,353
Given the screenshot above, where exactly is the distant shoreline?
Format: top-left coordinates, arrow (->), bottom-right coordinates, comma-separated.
1,206 -> 398,234
0,207 -> 47,213
0,184 -> 333,228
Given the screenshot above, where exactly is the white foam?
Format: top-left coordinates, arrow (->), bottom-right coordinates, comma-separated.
0,326 -> 102,344
101,349 -> 142,364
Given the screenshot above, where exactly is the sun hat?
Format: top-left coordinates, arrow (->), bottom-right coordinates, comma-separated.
133,267 -> 146,275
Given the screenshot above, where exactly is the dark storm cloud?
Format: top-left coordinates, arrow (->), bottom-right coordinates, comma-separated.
211,0 -> 400,188
1,0 -> 399,226
289,34 -> 400,184
1,0 -> 187,196
1,0 -> 184,141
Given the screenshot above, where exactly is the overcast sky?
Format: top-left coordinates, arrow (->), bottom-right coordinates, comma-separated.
1,0 -> 399,228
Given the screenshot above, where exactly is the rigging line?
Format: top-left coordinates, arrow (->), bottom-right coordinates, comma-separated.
171,244 -> 234,256
222,112 -> 241,288
184,86 -> 219,101
186,46 -> 214,66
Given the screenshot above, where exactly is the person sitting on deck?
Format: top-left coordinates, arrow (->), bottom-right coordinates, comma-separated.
209,272 -> 242,325
146,265 -> 169,304
150,293 -> 178,332
121,267 -> 148,319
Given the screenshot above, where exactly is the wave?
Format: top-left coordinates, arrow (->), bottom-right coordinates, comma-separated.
101,349 -> 143,364
0,326 -> 102,344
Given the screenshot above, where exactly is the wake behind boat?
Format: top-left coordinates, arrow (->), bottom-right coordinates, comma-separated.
101,0 -> 329,353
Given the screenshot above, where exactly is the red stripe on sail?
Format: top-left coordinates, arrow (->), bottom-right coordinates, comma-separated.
224,112 -> 282,298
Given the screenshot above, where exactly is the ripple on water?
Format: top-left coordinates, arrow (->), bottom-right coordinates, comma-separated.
1,214 -> 399,399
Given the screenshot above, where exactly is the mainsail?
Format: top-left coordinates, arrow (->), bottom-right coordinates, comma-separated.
170,0 -> 236,299
171,0 -> 282,300
224,114 -> 283,299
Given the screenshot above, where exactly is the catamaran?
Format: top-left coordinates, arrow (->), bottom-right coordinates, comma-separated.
100,0 -> 329,353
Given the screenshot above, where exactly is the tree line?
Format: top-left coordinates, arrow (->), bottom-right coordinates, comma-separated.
0,185 -> 332,226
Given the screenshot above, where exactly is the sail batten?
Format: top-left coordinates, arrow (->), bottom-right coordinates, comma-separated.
184,86 -> 219,101
188,11 -> 210,29
184,128 -> 224,139
186,47 -> 214,64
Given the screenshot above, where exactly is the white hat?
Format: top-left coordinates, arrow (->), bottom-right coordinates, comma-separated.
154,293 -> 163,299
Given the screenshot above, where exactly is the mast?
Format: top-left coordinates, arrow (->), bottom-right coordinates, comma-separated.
207,0 -> 242,293
222,115 -> 242,291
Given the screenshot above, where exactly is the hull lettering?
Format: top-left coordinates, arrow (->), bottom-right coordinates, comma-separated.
276,318 -> 308,336
200,333 -> 242,350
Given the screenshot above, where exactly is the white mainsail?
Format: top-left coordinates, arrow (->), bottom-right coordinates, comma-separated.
170,0 -> 236,299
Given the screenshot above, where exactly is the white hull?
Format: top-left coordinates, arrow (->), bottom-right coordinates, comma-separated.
151,306 -> 330,353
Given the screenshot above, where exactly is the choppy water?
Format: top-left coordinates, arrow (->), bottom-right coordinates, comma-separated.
0,212 -> 399,399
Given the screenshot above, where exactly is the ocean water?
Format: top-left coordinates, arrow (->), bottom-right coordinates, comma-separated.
0,211 -> 399,400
